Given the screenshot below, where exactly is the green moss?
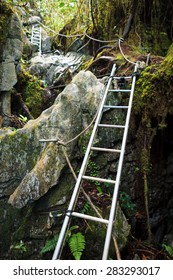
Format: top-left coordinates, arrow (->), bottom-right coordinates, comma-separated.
140,148 -> 150,174
16,66 -> 44,117
0,3 -> 13,60
158,44 -> 173,77
132,44 -> 173,192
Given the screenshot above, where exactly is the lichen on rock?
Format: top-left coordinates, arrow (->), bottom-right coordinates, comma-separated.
0,2 -> 23,91
0,70 -> 105,208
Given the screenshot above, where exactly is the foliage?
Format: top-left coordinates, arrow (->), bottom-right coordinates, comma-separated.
40,225 -> 85,260
119,191 -> 135,216
37,0 -> 77,32
68,232 -> 85,260
40,234 -> 59,255
162,244 -> 173,257
81,202 -> 90,214
10,240 -> 27,254
82,145 -> 101,192
4,0 -> 91,35
19,114 -> 28,123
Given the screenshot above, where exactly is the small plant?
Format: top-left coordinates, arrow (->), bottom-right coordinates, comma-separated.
81,202 -> 90,214
19,114 -> 28,123
68,232 -> 85,260
40,225 -> 85,260
40,234 -> 59,255
134,166 -> 140,173
119,191 -> 135,216
96,185 -> 103,195
162,244 -> 173,257
11,240 -> 27,254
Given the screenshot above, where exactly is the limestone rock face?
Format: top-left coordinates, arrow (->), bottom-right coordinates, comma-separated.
0,71 -> 104,208
28,51 -> 84,86
0,5 -> 23,91
113,203 -> 131,250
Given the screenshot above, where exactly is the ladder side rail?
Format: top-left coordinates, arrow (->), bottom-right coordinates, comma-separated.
38,25 -> 42,55
31,25 -> 34,45
102,62 -> 139,260
52,63 -> 117,260
31,25 -> 39,44
31,24 -> 42,55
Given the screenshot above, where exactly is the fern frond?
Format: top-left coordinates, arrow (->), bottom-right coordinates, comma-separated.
81,202 -> 90,214
40,234 -> 59,255
68,232 -> 85,260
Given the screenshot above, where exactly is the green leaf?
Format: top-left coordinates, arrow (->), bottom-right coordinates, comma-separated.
12,240 -> 27,253
68,232 -> 85,260
162,244 -> 173,257
67,225 -> 79,239
40,235 -> 59,254
59,2 -> 65,8
81,202 -> 90,214
19,114 -> 27,123
97,186 -> 103,194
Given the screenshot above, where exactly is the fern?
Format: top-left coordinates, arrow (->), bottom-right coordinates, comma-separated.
68,232 -> 85,260
81,202 -> 90,214
40,234 -> 59,255
162,244 -> 173,257
40,228 -> 86,259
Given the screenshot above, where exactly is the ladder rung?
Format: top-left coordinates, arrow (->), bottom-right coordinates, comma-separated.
82,175 -> 116,184
113,76 -> 131,80
91,147 -> 121,153
104,105 -> 128,109
71,212 -> 109,224
108,89 -> 131,93
98,124 -> 125,128
39,139 -> 57,142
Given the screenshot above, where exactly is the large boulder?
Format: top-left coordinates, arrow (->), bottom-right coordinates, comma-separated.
0,71 -> 104,208
28,51 -> 84,86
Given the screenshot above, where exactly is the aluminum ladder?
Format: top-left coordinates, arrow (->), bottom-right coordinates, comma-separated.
52,62 -> 140,260
31,23 -> 42,55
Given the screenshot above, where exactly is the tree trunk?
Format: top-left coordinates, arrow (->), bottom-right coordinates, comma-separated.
90,0 -> 172,55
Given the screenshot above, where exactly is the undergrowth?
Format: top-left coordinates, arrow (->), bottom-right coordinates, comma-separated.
40,225 -> 85,260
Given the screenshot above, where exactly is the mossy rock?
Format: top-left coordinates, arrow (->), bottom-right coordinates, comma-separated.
15,66 -> 45,117
0,2 -> 13,57
132,43 -> 173,179
134,43 -> 173,120
0,199 -> 21,258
